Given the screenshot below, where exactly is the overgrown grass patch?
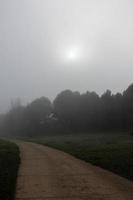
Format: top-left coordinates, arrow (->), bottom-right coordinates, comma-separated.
0,140 -> 20,200
30,133 -> 133,180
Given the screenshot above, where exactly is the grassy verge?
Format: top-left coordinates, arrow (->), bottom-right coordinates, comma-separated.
30,133 -> 133,180
0,140 -> 20,200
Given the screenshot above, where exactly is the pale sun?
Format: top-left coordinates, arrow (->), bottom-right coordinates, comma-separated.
65,47 -> 81,61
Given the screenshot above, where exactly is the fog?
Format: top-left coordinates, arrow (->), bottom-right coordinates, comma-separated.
0,0 -> 133,112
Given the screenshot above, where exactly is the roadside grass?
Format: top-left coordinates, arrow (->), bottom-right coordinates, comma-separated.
0,140 -> 20,200
30,133 -> 133,181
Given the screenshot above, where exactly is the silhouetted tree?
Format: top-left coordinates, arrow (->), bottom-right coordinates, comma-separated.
23,97 -> 52,136
1,83 -> 133,137
54,90 -> 81,131
122,84 -> 133,130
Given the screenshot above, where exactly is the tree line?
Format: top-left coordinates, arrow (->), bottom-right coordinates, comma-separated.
0,83 -> 133,137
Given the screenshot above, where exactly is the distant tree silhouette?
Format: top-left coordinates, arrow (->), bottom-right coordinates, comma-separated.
0,97 -> 52,137
1,83 -> 133,137
2,105 -> 25,137
54,90 -> 81,131
23,97 -> 52,136
122,84 -> 133,130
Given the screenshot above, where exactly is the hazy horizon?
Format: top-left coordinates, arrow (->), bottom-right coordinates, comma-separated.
0,0 -> 133,112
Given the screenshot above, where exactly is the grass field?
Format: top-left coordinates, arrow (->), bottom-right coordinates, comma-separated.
30,133 -> 133,181
0,140 -> 20,200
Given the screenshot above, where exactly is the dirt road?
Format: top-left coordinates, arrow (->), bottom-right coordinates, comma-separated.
15,142 -> 133,200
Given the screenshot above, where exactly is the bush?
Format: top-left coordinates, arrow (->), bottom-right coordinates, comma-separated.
0,140 -> 20,200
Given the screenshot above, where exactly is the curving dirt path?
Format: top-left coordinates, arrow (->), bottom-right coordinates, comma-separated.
15,142 -> 133,200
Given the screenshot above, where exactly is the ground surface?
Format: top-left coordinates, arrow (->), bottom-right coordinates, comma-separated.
30,133 -> 133,180
15,142 -> 133,200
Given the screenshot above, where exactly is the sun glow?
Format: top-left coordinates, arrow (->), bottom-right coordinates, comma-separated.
58,44 -> 93,66
65,46 -> 81,62
67,47 -> 80,60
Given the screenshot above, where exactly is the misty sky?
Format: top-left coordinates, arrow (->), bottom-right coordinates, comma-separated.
0,0 -> 133,112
